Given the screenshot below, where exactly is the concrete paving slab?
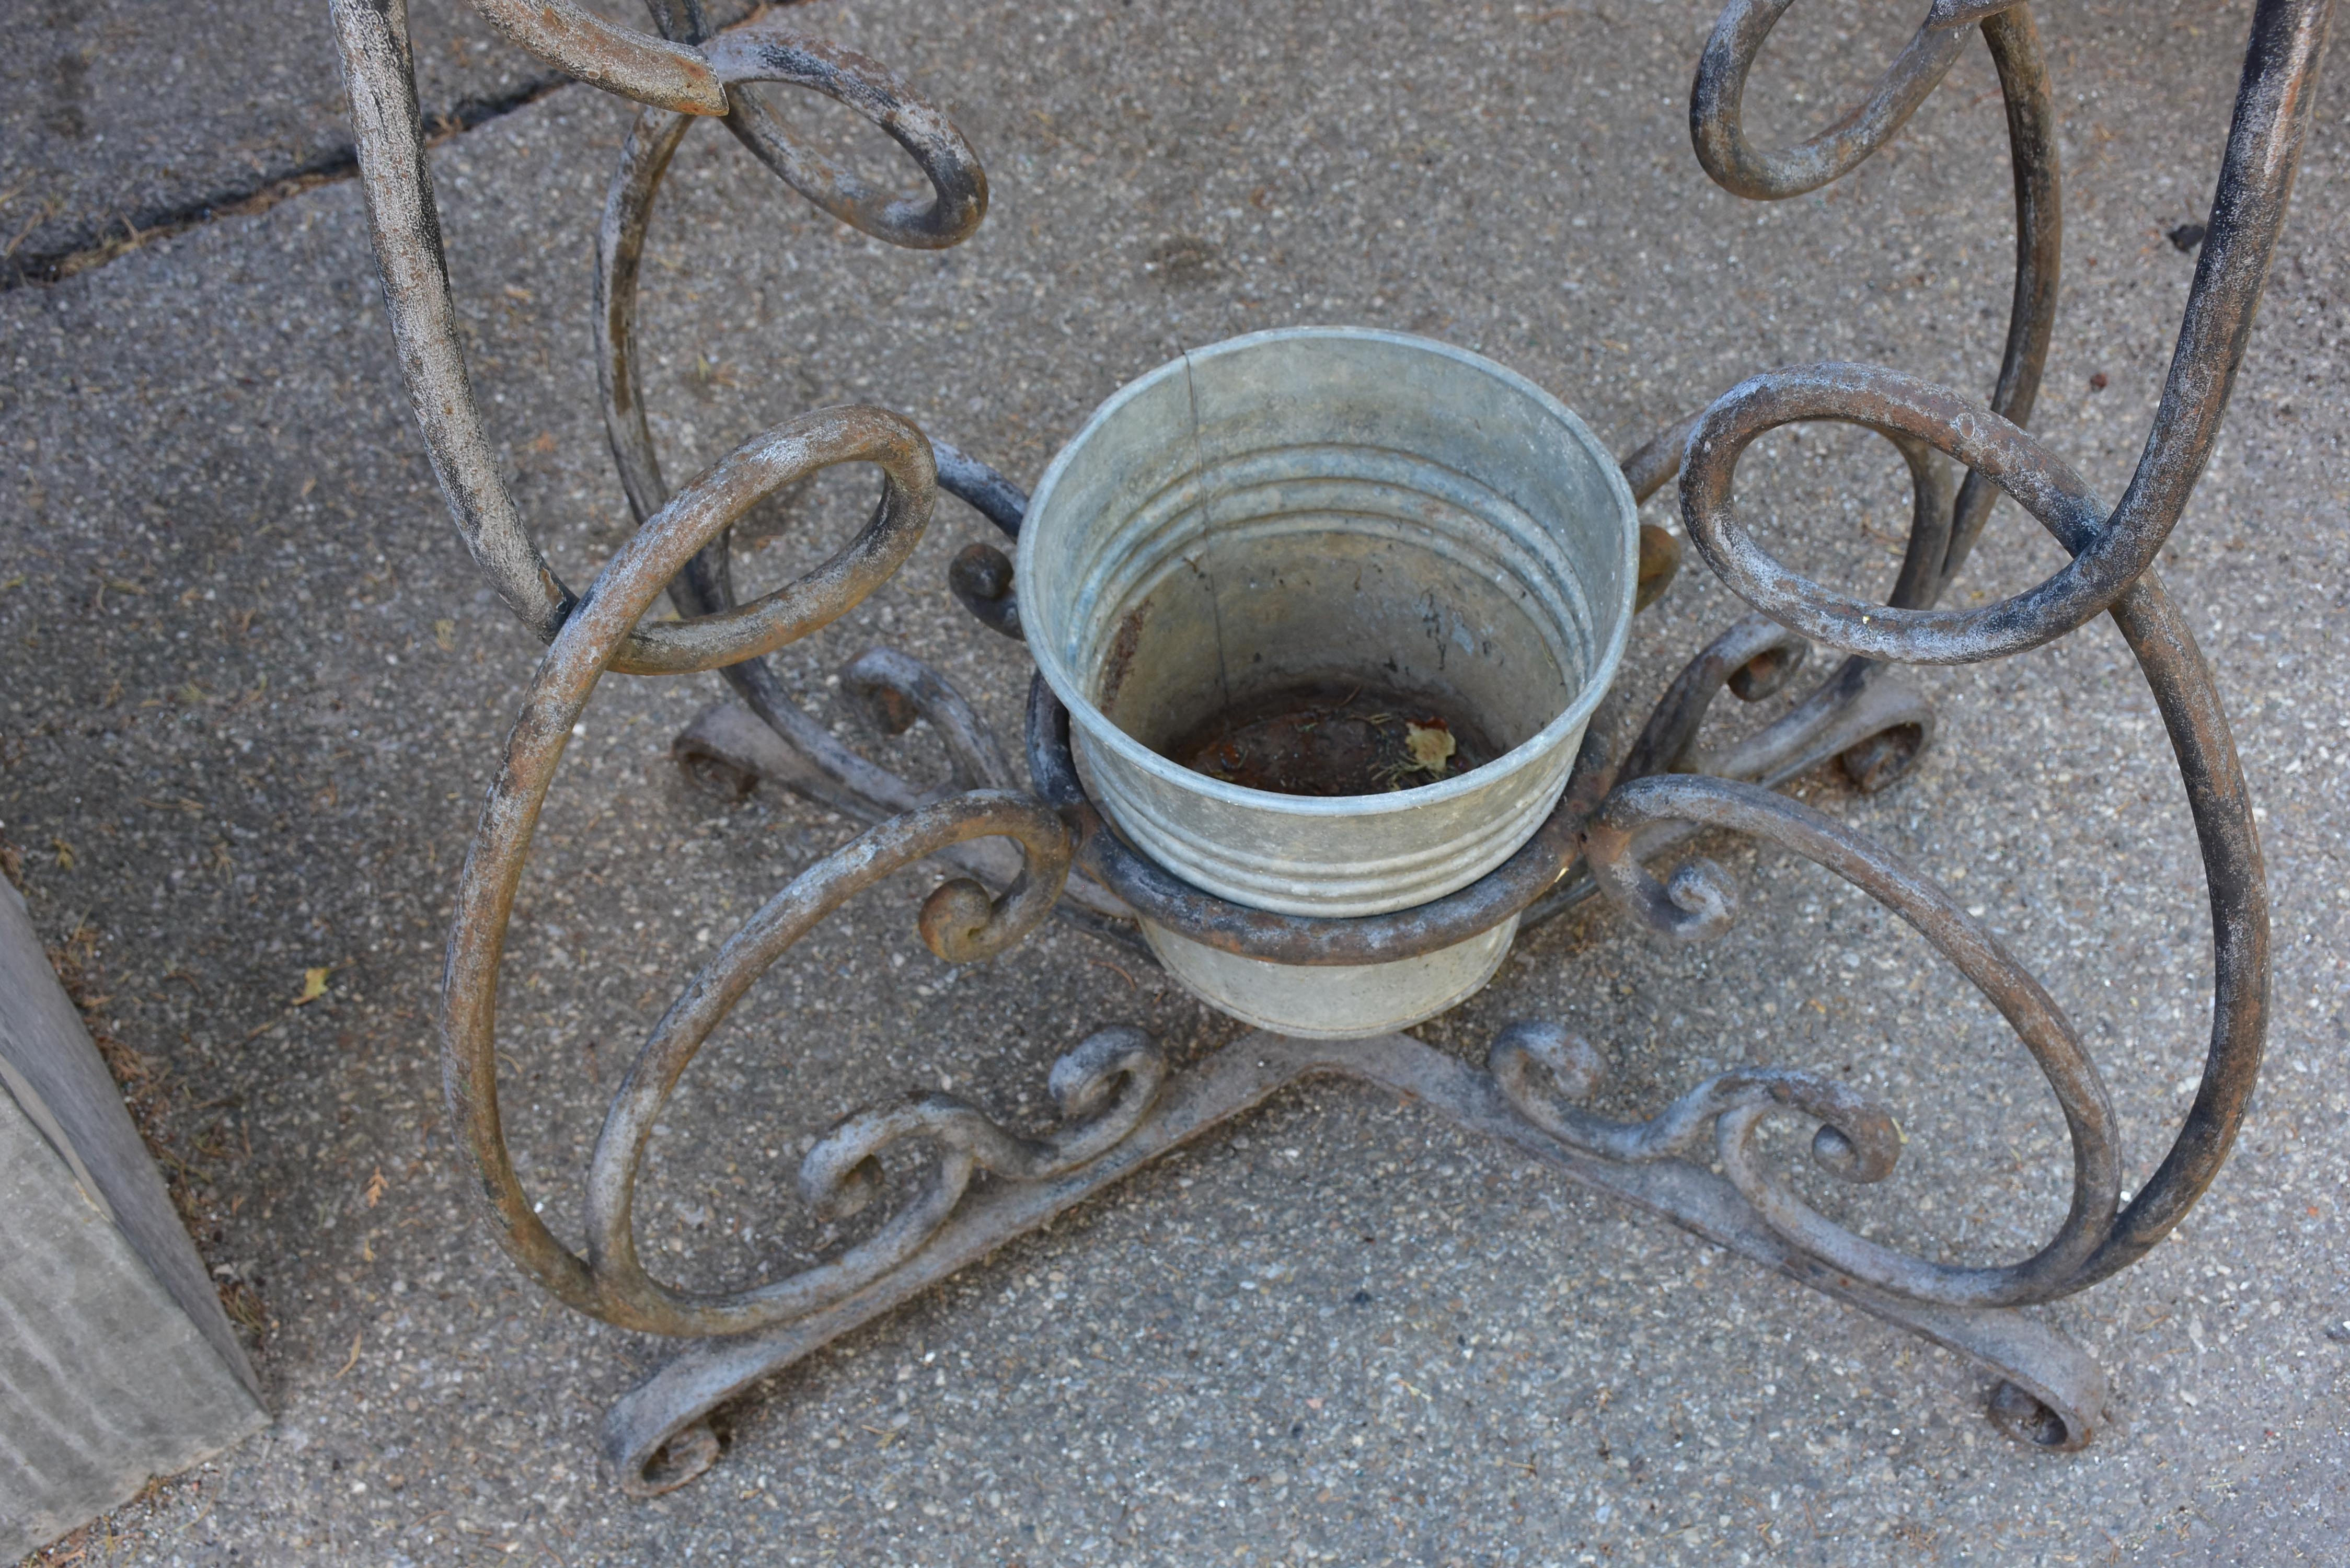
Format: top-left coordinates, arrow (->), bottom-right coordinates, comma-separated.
2,0 -> 2346,1562
0,0 -> 757,282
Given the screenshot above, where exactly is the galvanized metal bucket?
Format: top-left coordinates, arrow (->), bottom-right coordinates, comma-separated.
1020,327 -> 1638,1036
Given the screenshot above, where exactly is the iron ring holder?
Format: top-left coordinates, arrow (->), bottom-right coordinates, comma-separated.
329,0 -> 2324,1495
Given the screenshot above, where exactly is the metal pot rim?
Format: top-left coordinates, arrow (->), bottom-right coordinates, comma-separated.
1018,324 -> 1640,820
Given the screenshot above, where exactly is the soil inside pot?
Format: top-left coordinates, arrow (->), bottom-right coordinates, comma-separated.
1162,680 -> 1499,797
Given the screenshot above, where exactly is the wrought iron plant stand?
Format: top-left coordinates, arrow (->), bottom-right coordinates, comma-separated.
331,0 -> 2328,1496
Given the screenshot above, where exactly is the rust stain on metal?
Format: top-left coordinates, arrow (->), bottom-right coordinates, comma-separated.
1096,597 -> 1152,715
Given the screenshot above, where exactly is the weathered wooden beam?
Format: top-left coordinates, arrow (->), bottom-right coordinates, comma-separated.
0,880 -> 266,1557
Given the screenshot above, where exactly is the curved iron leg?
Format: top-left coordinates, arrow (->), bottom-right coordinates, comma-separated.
604,1031 -> 2104,1494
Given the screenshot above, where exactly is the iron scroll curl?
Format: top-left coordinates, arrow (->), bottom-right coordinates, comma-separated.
1583,0 -> 2302,1306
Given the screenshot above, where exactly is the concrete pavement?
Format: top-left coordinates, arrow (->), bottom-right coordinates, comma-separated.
2,1 -> 2346,1562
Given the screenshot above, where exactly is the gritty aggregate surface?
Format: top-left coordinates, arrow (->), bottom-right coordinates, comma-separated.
1,0 -> 2346,1564
0,0 -> 764,278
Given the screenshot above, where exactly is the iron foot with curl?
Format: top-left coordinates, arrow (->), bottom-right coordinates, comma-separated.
603,1028 -> 2106,1496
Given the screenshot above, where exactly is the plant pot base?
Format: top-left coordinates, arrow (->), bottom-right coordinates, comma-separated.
1139,915 -> 1519,1039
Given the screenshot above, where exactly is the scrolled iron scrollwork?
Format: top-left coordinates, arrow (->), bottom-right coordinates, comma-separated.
331,0 -> 2326,1494
1573,0 -> 2305,1322
1612,614 -> 1810,786
947,542 -> 1024,639
429,393 -> 1103,1325
466,0 -> 733,116
1690,0 -> 1978,201
1679,0 -> 2329,667
1579,773 -> 2125,1309
586,10 -> 1124,930
582,997 -> 1159,1339
593,51 -> 1004,802
1490,1018 -> 1902,1182
704,26 -> 989,248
